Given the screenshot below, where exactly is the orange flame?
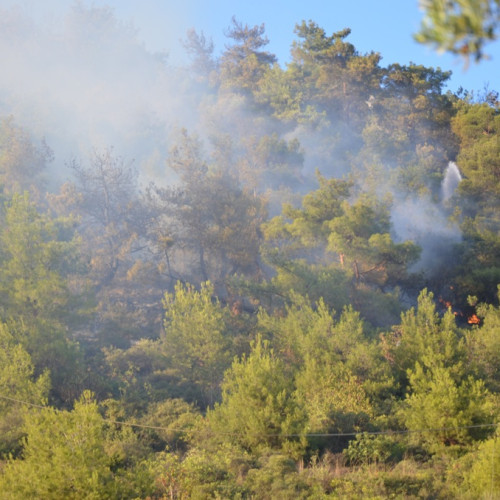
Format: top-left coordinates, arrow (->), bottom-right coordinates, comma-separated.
439,297 -> 459,315
439,297 -> 452,308
467,314 -> 480,325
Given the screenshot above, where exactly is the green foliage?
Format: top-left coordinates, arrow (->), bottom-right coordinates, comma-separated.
447,101 -> 500,307
0,12 -> 499,497
453,101 -> 500,208
329,458 -> 439,498
257,294 -> 379,448
0,192 -> 86,404
162,281 -> 232,406
237,133 -> 304,193
143,451 -> 187,500
257,293 -> 340,368
381,289 -> 466,389
103,282 -> 242,411
277,172 -> 352,247
262,173 -> 420,326
361,63 -> 455,190
0,322 -> 50,457
466,291 -> 500,391
139,398 -> 201,451
257,293 -> 369,373
344,432 -> 405,465
327,196 -> 421,287
462,430 -> 500,497
400,363 -> 494,452
295,359 -> 373,443
207,336 -> 307,457
176,443 -> 251,498
384,291 -> 496,452
244,453 -> 312,499
0,391 -> 154,499
254,64 -> 311,122
416,0 -> 500,61
290,21 -> 382,129
103,338 -> 173,409
0,192 -> 82,329
256,253 -> 351,312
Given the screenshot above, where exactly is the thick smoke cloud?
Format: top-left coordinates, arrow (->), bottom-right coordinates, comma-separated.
0,2 -> 202,186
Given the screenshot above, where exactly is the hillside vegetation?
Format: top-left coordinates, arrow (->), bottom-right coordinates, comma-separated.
0,5 -> 499,499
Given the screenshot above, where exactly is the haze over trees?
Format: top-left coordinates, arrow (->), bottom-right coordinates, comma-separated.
0,3 -> 499,498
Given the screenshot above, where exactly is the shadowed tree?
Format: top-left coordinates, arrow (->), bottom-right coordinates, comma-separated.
67,149 -> 143,288
0,116 -> 52,197
183,28 -> 217,81
148,130 -> 266,292
51,149 -> 162,344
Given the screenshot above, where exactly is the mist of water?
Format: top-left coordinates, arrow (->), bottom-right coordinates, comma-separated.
441,161 -> 462,201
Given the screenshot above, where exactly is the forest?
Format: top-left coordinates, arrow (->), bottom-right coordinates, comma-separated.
0,3 -> 500,499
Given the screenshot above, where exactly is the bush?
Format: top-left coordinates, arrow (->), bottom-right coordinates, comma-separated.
344,432 -> 405,465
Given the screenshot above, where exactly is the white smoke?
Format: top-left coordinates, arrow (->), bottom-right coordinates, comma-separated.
391,195 -> 462,273
0,2 -> 204,186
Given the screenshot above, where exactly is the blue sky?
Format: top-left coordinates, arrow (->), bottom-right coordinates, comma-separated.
100,0 -> 499,95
